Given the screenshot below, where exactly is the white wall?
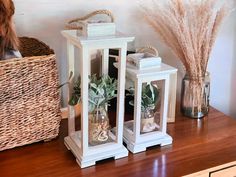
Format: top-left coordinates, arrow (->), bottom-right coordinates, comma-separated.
208,11 -> 236,118
229,12 -> 236,118
13,0 -> 236,118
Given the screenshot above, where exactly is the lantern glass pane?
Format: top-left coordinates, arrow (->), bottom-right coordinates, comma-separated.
124,78 -> 135,134
140,81 -> 162,134
87,71 -> 117,147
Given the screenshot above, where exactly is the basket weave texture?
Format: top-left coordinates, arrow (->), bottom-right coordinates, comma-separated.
0,37 -> 61,151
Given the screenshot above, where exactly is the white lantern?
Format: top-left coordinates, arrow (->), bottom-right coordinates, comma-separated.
123,63 -> 178,153
61,30 -> 134,168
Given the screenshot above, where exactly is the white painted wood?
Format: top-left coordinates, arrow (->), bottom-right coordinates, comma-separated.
62,31 -> 82,48
68,106 -> 76,136
81,22 -> 116,37
116,45 -> 128,145
65,134 -> 128,168
62,30 -> 134,168
102,48 -> 109,111
123,63 -> 177,154
127,53 -> 162,69
126,63 -> 178,123
126,63 -> 177,78
66,131 -> 122,154
168,72 -> 177,123
67,41 -> 76,136
80,47 -> 89,155
160,76 -> 170,133
123,130 -> 172,154
134,78 -> 142,143
102,49 -> 109,75
61,30 -> 134,50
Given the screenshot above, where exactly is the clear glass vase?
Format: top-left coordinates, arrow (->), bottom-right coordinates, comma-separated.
141,108 -> 159,133
181,72 -> 210,118
88,107 -> 110,145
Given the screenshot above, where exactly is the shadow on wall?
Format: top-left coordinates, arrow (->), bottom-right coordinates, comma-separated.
230,11 -> 236,119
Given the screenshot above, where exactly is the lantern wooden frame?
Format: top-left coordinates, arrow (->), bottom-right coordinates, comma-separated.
61,30 -> 134,168
123,64 -> 178,153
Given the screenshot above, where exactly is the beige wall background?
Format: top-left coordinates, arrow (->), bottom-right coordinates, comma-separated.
13,0 -> 236,118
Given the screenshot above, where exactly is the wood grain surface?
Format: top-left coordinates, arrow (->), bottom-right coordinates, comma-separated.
0,108 -> 236,177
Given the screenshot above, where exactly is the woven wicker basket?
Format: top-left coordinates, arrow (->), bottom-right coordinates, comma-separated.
0,37 -> 61,151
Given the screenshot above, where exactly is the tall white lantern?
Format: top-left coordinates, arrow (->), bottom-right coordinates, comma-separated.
123,64 -> 178,153
61,30 -> 134,168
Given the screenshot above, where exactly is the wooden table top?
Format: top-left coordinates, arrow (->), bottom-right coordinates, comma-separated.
1,108 -> 236,177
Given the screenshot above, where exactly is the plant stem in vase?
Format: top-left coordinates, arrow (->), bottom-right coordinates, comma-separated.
181,72 -> 210,118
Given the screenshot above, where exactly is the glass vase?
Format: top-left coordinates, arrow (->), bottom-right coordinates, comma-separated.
181,72 -> 210,118
89,107 -> 110,145
141,108 -> 159,133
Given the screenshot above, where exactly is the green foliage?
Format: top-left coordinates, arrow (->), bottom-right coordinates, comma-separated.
68,78 -> 81,106
69,75 -> 117,113
128,83 -> 159,111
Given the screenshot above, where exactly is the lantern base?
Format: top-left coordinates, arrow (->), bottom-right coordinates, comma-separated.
123,131 -> 173,154
64,131 -> 128,168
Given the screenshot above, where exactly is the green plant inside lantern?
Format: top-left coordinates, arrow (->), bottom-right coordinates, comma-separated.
128,82 -> 160,133
69,74 -> 117,145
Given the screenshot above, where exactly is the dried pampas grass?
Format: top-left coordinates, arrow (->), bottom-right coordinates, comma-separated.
141,0 -> 234,112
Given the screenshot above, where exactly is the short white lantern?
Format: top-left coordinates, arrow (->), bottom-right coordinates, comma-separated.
123,63 -> 178,153
61,30 -> 134,168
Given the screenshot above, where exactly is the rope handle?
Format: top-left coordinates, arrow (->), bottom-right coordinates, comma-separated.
136,46 -> 159,57
66,9 -> 114,30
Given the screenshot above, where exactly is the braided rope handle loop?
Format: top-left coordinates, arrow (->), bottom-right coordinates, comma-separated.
66,10 -> 114,30
136,46 -> 159,57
